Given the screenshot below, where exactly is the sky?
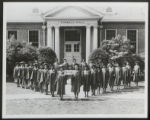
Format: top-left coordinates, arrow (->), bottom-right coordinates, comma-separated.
4,2 -> 148,22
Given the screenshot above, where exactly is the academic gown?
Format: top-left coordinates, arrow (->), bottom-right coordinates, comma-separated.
126,65 -> 132,83
114,67 -> 121,86
71,70 -> 81,93
83,70 -> 91,92
97,69 -> 103,87
90,69 -> 98,90
108,67 -> 115,87
122,67 -> 128,85
56,71 -> 66,95
30,68 -> 38,87
48,69 -> 57,92
101,67 -> 109,89
133,65 -> 140,82
13,66 -> 19,82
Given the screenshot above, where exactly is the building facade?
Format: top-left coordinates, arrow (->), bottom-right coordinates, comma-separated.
7,6 -> 145,63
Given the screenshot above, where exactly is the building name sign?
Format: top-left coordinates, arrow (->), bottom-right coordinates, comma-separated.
60,20 -> 85,24
48,19 -> 97,27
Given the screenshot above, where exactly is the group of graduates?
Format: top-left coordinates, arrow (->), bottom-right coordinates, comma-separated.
13,58 -> 141,100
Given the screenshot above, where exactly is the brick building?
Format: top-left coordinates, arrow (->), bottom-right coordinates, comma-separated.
6,6 -> 145,63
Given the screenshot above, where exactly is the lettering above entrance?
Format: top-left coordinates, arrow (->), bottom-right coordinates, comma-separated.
47,19 -> 98,27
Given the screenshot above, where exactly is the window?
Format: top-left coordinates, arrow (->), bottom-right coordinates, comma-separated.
66,44 -> 71,52
74,44 -> 80,52
106,29 -> 116,40
65,30 -> 80,41
29,30 -> 39,47
127,30 -> 137,53
8,31 -> 17,40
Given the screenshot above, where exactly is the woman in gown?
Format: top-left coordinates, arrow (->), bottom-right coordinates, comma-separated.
71,64 -> 81,100
114,63 -> 121,91
83,65 -> 91,97
90,65 -> 98,96
56,66 -> 66,100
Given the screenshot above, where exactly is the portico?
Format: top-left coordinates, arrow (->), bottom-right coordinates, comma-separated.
43,6 -> 103,63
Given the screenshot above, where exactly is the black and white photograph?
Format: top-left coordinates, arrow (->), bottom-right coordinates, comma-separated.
2,2 -> 148,118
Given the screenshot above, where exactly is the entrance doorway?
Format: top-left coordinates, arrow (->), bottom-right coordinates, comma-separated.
64,29 -> 82,64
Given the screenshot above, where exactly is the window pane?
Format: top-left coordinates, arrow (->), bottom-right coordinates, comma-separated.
74,44 -> 79,52
127,30 -> 136,53
106,30 -> 116,40
8,31 -> 17,40
66,44 -> 71,52
29,31 -> 38,47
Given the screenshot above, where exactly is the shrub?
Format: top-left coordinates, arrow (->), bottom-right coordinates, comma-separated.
37,47 -> 57,65
88,48 -> 109,67
6,40 -> 37,81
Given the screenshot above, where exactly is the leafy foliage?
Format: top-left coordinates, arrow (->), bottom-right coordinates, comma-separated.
89,34 -> 144,71
6,40 -> 38,81
88,48 -> 109,67
37,47 -> 57,65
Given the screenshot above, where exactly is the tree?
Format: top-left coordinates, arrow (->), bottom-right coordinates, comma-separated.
88,48 -> 109,67
6,40 -> 38,81
101,34 -> 144,70
37,47 -> 57,65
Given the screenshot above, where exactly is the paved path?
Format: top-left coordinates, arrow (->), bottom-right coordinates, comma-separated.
5,81 -> 145,115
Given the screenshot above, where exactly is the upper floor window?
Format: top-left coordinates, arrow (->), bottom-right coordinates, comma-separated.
8,31 -> 17,41
106,29 -> 116,40
29,30 -> 39,47
127,30 -> 137,53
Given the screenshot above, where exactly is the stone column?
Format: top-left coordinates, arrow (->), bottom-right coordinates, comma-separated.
86,25 -> 91,63
93,25 -> 98,49
42,25 -> 46,46
47,26 -> 53,48
99,25 -> 103,47
54,26 -> 60,62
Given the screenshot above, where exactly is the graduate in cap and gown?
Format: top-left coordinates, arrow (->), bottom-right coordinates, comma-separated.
126,62 -> 132,87
96,66 -> 102,95
114,63 -> 122,90
82,65 -> 91,97
108,63 -> 115,91
133,61 -> 141,87
13,62 -> 20,87
90,64 -> 98,96
38,63 -> 45,93
56,66 -> 66,100
24,63 -> 30,89
43,63 -> 49,94
30,63 -> 38,91
101,64 -> 109,93
122,63 -> 128,88
47,65 -> 57,96
71,63 -> 82,99
27,62 -> 33,88
19,61 -> 25,88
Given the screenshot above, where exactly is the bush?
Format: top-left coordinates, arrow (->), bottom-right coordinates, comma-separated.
37,47 -> 57,65
88,48 -> 109,67
6,40 -> 37,82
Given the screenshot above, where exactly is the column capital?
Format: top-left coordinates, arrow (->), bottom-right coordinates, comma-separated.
99,25 -> 103,29
86,25 -> 92,28
93,25 -> 98,28
47,25 -> 53,28
42,25 -> 46,30
54,25 -> 60,28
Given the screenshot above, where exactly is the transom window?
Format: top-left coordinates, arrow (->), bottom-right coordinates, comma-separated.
65,30 -> 80,41
66,44 -> 71,52
29,30 -> 39,47
127,30 -> 137,53
8,31 -> 17,40
74,44 -> 80,52
106,29 -> 116,40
